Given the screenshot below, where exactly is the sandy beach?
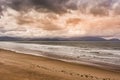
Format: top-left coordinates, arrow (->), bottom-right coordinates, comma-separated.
0,49 -> 120,80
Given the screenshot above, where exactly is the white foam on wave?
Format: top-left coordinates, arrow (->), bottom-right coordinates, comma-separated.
0,42 -> 120,66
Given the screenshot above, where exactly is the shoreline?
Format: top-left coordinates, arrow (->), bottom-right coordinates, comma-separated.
0,49 -> 120,80
0,41 -> 120,72
0,46 -> 120,73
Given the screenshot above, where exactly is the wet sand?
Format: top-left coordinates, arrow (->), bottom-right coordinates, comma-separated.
0,49 -> 120,80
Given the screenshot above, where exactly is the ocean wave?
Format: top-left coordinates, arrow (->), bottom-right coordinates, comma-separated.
0,42 -> 120,70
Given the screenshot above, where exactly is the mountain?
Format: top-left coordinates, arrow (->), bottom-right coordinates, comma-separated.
29,38 -> 62,41
0,36 -> 23,41
109,38 -> 120,41
29,37 -> 108,41
68,37 -> 106,41
0,36 -> 119,41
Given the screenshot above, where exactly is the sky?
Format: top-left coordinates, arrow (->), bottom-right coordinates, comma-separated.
0,0 -> 120,39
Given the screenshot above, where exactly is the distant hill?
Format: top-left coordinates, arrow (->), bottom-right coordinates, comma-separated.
25,37 -> 113,41
0,36 -> 119,41
29,38 -> 62,41
0,36 -> 23,41
68,37 -> 107,41
109,38 -> 120,41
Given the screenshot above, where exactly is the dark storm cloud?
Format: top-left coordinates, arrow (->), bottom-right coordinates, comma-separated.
0,0 -> 120,15
0,0 -> 68,13
31,0 -> 68,12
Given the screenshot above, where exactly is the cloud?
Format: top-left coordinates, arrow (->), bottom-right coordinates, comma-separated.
0,0 -> 68,13
0,0 -> 120,39
0,0 -> 120,15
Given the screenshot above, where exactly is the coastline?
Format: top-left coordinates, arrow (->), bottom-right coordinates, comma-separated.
0,49 -> 120,80
0,41 -> 120,73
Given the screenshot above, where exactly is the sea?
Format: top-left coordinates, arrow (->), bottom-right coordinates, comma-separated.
0,41 -> 120,71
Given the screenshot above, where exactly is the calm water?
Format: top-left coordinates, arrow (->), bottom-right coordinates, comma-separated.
0,41 -> 120,71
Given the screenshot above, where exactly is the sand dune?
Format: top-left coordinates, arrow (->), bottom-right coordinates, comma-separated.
0,49 -> 120,80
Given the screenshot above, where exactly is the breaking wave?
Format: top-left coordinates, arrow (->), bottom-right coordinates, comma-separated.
0,42 -> 120,71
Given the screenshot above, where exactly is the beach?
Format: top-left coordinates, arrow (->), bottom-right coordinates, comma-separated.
0,0 -> 120,80
0,49 -> 120,80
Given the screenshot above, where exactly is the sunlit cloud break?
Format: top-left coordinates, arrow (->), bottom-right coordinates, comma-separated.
0,0 -> 120,39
